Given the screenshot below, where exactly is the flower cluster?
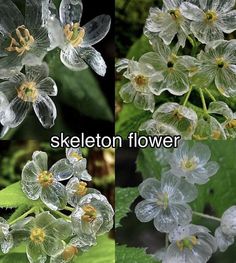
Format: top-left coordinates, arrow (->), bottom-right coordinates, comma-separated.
116,0 -> 236,140
1,147 -> 114,263
135,141 -> 226,263
0,0 -> 111,137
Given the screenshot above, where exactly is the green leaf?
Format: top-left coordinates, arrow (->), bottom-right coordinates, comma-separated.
116,245 -> 158,263
115,187 -> 139,228
8,205 -> 29,222
0,253 -> 28,263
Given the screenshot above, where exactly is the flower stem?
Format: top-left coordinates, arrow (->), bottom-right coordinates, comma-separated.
65,206 -> 74,212
52,210 -> 71,221
183,86 -> 193,106
204,88 -> 216,102
187,36 -> 195,47
199,88 -> 208,114
193,211 -> 221,222
9,207 -> 36,226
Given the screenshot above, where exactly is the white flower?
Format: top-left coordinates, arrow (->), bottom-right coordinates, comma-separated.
168,141 -> 219,185
0,217 -> 13,253
135,173 -> 198,233
180,0 -> 236,44
221,206 -> 236,237
0,63 -> 57,129
215,227 -> 234,252
164,224 -> 217,263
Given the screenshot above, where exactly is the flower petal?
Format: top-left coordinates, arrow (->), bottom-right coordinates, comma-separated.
42,236 -> 65,257
133,92 -> 155,112
50,158 -> 73,181
135,200 -> 160,222
35,212 -> 56,229
25,0 -> 47,28
153,207 -> 177,233
217,11 -> 236,33
26,241 -> 46,263
32,151 -> 48,171
59,0 -> 83,25
66,147 -> 83,164
138,178 -> 161,199
180,2 -> 204,22
53,219 -> 73,240
25,63 -> 49,83
21,160 -> 41,182
21,180 -> 42,200
38,77 -> 57,96
119,83 -> 136,103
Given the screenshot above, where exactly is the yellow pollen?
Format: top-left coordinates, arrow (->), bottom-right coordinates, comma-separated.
38,171 -> 54,187
30,228 -> 45,244
226,120 -> 236,129
176,236 -> 198,251
181,158 -> 197,171
76,182 -> 88,196
173,109 -> 184,120
64,23 -> 85,47
17,81 -> 38,102
70,152 -> 83,161
211,130 -> 222,140
205,10 -> 218,23
134,75 -> 148,87
169,9 -> 182,21
215,57 -> 228,69
157,192 -> 169,210
6,25 -> 35,56
62,246 -> 78,261
82,205 -> 97,222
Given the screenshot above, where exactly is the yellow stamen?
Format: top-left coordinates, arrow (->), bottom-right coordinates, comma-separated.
62,246 -> 78,261
64,23 -> 85,47
176,236 -> 198,251
134,75 -> 148,87
17,81 -> 38,102
70,151 -> 83,161
30,228 -> 45,244
169,9 -> 182,21
215,57 -> 228,69
76,182 -> 88,196
82,205 -> 97,222
226,120 -> 236,129
181,158 -> 197,171
205,10 -> 218,23
157,192 -> 169,210
38,171 -> 54,187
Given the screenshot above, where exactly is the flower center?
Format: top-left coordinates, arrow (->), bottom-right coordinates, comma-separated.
30,228 -> 46,244
169,9 -> 182,21
17,81 -> 38,102
157,192 -> 169,210
76,182 -> 88,196
62,246 -> 78,261
176,236 -> 198,251
70,151 -> 83,161
64,23 -> 85,47
205,10 -> 218,23
82,205 -> 97,222
134,75 -> 148,87
226,119 -> 236,129
167,61 -> 174,68
215,57 -> 228,69
38,171 -> 54,187
6,25 -> 35,56
181,158 -> 197,171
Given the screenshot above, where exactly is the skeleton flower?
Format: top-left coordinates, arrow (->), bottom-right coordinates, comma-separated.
221,206 -> 236,237
139,102 -> 198,139
168,141 -> 219,185
163,224 -> 217,263
21,151 -> 73,210
215,227 -> 234,252
135,173 -> 198,233
0,63 -> 57,129
116,58 -> 163,112
0,217 -> 13,253
180,0 -> 236,44
0,0 -> 50,78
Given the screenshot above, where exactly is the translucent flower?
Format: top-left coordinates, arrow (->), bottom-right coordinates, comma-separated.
116,58 -> 163,112
0,63 -> 57,129
0,0 -> 50,78
66,147 -> 92,181
144,0 -> 190,47
139,102 -> 198,139
192,40 -> 236,97
135,173 -> 198,233
71,193 -> 114,236
50,245 -> 79,263
215,227 -> 234,252
48,0 -> 111,76
66,177 -> 100,207
163,224 -> 217,263
139,38 -> 197,96
168,141 -> 219,185
221,206 -> 236,237
0,217 -> 13,253
11,212 -> 72,263
21,151 -> 73,210
180,0 -> 236,44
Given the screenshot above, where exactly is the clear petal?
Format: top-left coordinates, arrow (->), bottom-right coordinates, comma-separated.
26,241 -> 46,263
32,151 -> 48,171
49,158 -> 74,181
35,212 -> 56,229
204,161 -> 219,177
53,219 -> 73,240
25,63 -> 49,83
217,11 -> 236,33
135,200 -> 160,222
59,0 -> 83,25
215,67 -> 236,97
153,208 -> 177,233
70,234 -> 96,251
25,0 -> 47,28
180,2 -> 204,22
133,92 -> 155,112
21,160 -> 41,182
189,143 -> 211,165
66,147 -> 83,164
21,180 -> 42,200
42,236 -> 65,257
1,233 -> 13,254
170,204 -> 192,226
138,178 -> 161,200
215,227 -> 234,252
208,101 -> 234,119
38,77 -> 57,96
119,83 -> 136,103
163,0 -> 181,9
216,0 -> 236,12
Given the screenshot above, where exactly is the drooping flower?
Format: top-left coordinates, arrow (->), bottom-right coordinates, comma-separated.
135,173 -> 198,233
0,63 -> 57,129
192,40 -> 236,97
180,0 -> 236,44
0,217 -> 13,253
139,38 -> 197,96
66,147 -> 92,181
116,58 -> 163,112
0,0 -> 50,78
11,212 -> 72,263
221,206 -> 236,237
139,102 -> 198,139
21,151 -> 73,210
163,224 -> 217,263
168,141 -> 219,185
215,227 -> 234,252
71,193 -> 114,236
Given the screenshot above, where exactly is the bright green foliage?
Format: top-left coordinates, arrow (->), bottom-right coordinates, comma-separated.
127,36 -> 152,60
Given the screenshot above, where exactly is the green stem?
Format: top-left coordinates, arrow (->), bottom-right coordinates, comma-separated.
199,88 -> 208,114
187,36 -> 195,48
65,206 -> 74,212
205,88 -> 216,102
183,86 -> 193,106
193,211 -> 221,222
9,207 -> 36,226
53,210 -> 71,221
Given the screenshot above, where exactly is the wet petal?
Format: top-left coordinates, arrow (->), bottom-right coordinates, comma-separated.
26,241 -> 46,263
25,63 -> 49,83
38,77 -> 57,96
32,151 -> 48,171
133,92 -> 155,112
215,227 -> 234,252
204,161 -> 219,177
138,178 -> 161,200
119,83 -> 136,103
70,234 -> 96,251
42,236 -> 65,257
33,94 -> 57,129
21,160 -> 41,182
49,158 -> 73,181
53,219 -> 73,240
59,0 -> 83,25
66,147 -> 83,164
35,212 -> 56,229
170,204 -> 192,226
217,11 -> 236,33
180,2 -> 204,22
21,180 -> 42,200
135,200 -> 160,222
153,208 -> 177,233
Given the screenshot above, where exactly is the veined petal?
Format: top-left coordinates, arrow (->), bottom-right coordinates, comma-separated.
82,15 -> 111,47
33,94 -> 57,129
119,83 -> 136,103
217,11 -> 236,33
215,67 -> 236,97
133,92 -> 155,112
42,236 -> 65,257
21,160 -> 41,182
135,200 -> 160,222
180,2 -> 204,22
25,64 -> 49,83
32,151 -> 48,171
163,0 -> 181,9
170,204 -> 192,226
216,0 -> 236,13
21,180 -> 42,200
59,0 -> 83,25
153,207 -> 177,233
49,158 -> 73,181
138,178 -> 161,199
38,78 -> 58,96
53,219 -> 73,240
0,81 -> 16,102
26,241 -> 46,263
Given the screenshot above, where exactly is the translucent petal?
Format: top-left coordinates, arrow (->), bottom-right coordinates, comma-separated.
221,206 -> 236,236
82,15 -> 111,47
119,83 -> 136,103
26,241 -> 46,263
145,7 -> 166,33
66,147 -> 83,164
189,143 -> 211,165
138,178 -> 161,200
180,2 -> 204,22
204,161 -> 219,177
217,11 -> 236,33
215,227 -> 234,252
21,160 -> 41,182
32,151 -> 48,171
25,63 -> 49,83
21,180 -> 42,200
59,0 -> 83,25
38,78 -> 57,96
25,0 -> 47,28
163,0 -> 181,9
158,18 -> 178,46
153,207 -> 177,233
208,101 -> 234,119
35,212 -> 56,229
135,200 -> 160,222
170,204 -> 192,226
215,67 -> 236,97
139,119 -> 158,135
40,182 -> 67,210
163,243 -> 186,263
53,219 -> 73,240
0,53 -> 22,80
33,94 -> 57,129
1,233 -> 13,254
79,170 -> 92,181
70,234 -> 96,251
173,179 -> 198,203
49,158 -> 73,181
215,0 -> 236,12
133,92 -> 155,112
42,236 -> 65,257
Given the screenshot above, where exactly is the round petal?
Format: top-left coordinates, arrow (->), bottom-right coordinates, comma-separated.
70,234 -> 96,251
59,0 -> 83,25
66,147 -> 83,164
21,160 -> 41,182
133,92 -> 155,112
215,227 -> 234,252
180,2 -> 204,22
37,78 -> 57,96
32,151 -> 48,171
119,83 -> 136,103
25,63 -> 49,83
53,219 -> 73,240
26,241 -> 46,263
35,212 -> 56,229
49,158 -> 74,181
153,207 -> 177,233
221,206 -> 236,236
42,236 -> 65,257
135,200 -> 160,222
218,11 -> 236,33
21,180 -> 42,200
138,178 -> 161,200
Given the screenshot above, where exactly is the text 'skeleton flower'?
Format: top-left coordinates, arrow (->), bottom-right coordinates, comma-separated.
168,141 -> 219,185
221,206 -> 236,237
11,212 -> 72,263
140,102 -> 198,139
0,63 -> 57,129
0,0 -> 50,78
116,58 -> 163,112
21,151 -> 73,210
145,0 -> 190,47
163,224 -> 217,263
180,0 -> 236,44
215,227 -> 234,252
66,147 -> 92,181
71,193 -> 114,237
135,173 -> 198,233
192,40 -> 236,97
0,218 -> 13,254
51,0 -> 111,76
139,38 -> 197,96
